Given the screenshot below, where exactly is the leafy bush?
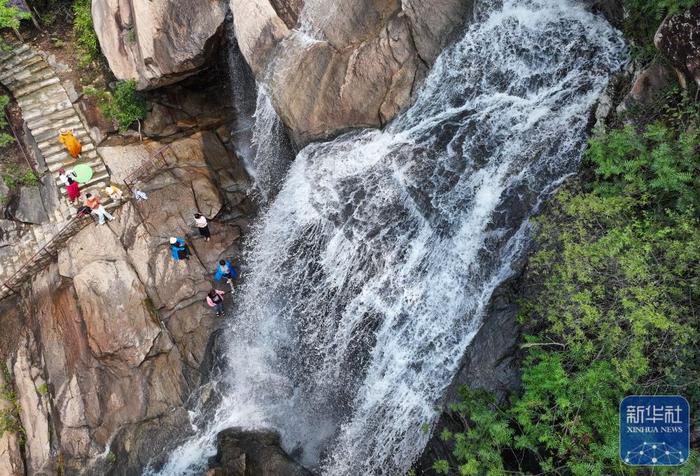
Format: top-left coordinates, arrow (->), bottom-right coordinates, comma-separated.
432,95 -> 700,475
72,0 -> 98,67
0,95 -> 15,148
0,0 -> 31,32
2,164 -> 38,189
86,80 -> 147,133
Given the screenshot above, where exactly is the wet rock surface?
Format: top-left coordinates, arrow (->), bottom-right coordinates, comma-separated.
207,428 -> 312,476
231,0 -> 474,145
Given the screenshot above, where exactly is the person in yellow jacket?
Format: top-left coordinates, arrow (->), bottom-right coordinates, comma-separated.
58,128 -> 82,161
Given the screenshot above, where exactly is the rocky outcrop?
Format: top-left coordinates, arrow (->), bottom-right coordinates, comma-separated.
207,428 -> 312,476
619,62 -> 677,113
2,130 -> 253,473
92,0 -> 228,89
655,6 -> 700,85
231,0 -> 473,145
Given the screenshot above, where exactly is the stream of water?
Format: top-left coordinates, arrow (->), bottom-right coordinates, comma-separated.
155,0 -> 627,474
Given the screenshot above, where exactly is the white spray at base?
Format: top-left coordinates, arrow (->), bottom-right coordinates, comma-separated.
154,0 -> 627,474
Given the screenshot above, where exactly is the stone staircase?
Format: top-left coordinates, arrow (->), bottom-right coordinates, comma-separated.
0,44 -> 114,298
0,44 -> 111,223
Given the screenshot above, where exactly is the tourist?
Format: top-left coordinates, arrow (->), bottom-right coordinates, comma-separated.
58,128 -> 82,162
214,259 -> 238,283
104,185 -> 124,202
59,168 -> 80,204
194,213 -> 211,241
169,237 -> 191,261
134,189 -> 148,201
84,192 -> 114,225
206,288 -> 226,316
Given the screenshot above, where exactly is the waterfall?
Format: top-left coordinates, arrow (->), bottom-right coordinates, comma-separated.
154,0 -> 626,474
225,16 -> 294,202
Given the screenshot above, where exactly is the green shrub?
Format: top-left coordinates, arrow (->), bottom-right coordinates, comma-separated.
72,0 -> 98,68
0,0 -> 31,32
86,80 -> 146,133
0,95 -> 15,148
2,164 -> 38,189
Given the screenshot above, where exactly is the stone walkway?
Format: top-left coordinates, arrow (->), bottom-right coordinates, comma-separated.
0,44 -> 113,294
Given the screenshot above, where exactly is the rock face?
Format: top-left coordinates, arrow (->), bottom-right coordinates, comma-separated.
92,0 -> 228,89
2,131 -> 253,474
655,6 -> 700,85
207,428 -> 312,476
231,0 -> 473,145
0,366 -> 24,476
619,62 -> 676,113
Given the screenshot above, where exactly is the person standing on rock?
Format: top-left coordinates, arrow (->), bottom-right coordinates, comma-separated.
59,168 -> 80,204
193,213 -> 211,242
206,288 -> 226,316
84,192 -> 114,225
169,237 -> 191,261
58,128 -> 82,163
214,259 -> 238,284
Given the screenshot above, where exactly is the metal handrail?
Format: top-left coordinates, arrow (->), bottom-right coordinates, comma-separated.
123,144 -> 172,194
1,143 -> 175,300
0,215 -> 93,297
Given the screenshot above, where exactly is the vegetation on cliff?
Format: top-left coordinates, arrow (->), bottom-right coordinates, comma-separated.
433,2 -> 700,475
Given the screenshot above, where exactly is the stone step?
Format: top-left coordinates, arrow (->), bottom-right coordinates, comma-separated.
17,86 -> 71,112
38,129 -> 90,153
23,99 -> 73,121
26,108 -> 77,130
32,118 -> 85,143
5,67 -> 55,93
0,48 -> 36,75
0,44 -> 30,63
57,171 -> 111,195
0,56 -> 45,83
15,76 -> 62,99
41,139 -> 95,159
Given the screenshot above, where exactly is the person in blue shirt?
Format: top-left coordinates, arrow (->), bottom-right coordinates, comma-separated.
169,237 -> 191,261
214,259 -> 238,282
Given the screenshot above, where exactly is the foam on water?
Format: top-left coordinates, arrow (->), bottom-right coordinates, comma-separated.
154,0 -> 626,474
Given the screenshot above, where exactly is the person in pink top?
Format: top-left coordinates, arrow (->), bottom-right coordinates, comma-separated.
206,288 -> 226,316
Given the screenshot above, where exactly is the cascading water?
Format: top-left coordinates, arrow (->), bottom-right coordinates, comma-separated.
155,0 -> 626,474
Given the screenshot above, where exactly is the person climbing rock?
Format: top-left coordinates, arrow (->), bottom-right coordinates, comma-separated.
58,128 -> 82,162
169,237 -> 191,261
194,213 -> 211,241
59,168 -> 80,204
206,288 -> 226,316
104,185 -> 124,202
214,259 -> 238,282
84,192 -> 114,225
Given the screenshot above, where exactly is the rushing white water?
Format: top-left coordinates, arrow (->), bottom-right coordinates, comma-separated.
155,0 -> 626,474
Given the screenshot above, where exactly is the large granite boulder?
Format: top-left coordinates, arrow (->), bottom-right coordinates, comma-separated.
655,6 -> 700,85
207,428 -> 312,476
92,0 -> 228,89
231,0 -> 473,145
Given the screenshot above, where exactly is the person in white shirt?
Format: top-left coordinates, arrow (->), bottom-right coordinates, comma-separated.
194,213 -> 211,241
58,168 -> 77,186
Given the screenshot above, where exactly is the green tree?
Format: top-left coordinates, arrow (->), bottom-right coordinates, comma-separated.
73,0 -> 98,67
86,80 -> 147,134
0,0 -> 30,33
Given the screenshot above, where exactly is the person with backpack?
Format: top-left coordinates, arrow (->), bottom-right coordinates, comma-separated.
193,213 -> 211,241
169,237 -> 191,261
214,259 -> 238,283
206,288 -> 226,316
